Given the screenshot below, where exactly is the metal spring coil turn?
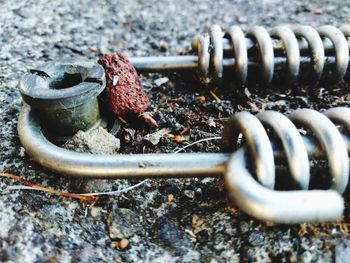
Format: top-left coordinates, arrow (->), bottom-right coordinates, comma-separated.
222,107 -> 350,193
221,107 -> 350,222
192,25 -> 350,85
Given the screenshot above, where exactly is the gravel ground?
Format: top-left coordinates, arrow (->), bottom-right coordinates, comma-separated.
1,0 -> 350,262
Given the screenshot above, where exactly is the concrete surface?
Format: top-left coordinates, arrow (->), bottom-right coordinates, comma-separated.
1,0 -> 350,262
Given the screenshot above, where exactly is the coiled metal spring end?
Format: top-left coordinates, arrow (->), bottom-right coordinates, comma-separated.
130,24 -> 350,86
190,24 -> 350,85
222,107 -> 350,223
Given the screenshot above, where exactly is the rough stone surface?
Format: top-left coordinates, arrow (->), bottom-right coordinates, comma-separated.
63,126 -> 120,155
1,0 -> 350,262
107,208 -> 144,240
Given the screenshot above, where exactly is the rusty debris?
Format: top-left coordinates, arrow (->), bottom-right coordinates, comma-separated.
98,52 -> 150,118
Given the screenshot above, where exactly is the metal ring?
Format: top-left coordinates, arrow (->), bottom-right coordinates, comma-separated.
289,109 -> 349,193
292,25 -> 325,82
270,26 -> 300,84
209,25 -> 224,80
221,111 -> 275,189
197,35 -> 210,83
339,25 -> 350,80
247,26 -> 274,84
226,26 -> 248,85
257,111 -> 310,189
324,106 -> 350,132
318,25 -> 349,81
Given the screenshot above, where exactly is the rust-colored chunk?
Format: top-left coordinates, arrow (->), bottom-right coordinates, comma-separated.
98,52 -> 150,117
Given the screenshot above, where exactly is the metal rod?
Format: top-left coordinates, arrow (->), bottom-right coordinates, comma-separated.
130,56 -> 198,72
18,105 -> 227,178
196,36 -> 350,56
130,55 -> 340,73
18,104 -> 347,224
130,34 -> 350,73
18,105 -> 350,179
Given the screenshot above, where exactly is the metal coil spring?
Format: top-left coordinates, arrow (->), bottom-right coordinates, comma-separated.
192,25 -> 350,85
222,107 -> 350,193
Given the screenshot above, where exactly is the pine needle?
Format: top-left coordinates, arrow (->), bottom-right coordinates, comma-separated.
0,173 -> 97,202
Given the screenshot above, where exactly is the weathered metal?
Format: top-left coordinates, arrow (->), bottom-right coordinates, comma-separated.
19,59 -> 105,137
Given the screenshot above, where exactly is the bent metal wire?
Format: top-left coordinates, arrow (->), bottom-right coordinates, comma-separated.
18,105 -> 350,224
17,24 -> 350,224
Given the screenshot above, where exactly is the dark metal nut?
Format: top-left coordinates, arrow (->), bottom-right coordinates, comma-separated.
19,58 -> 106,137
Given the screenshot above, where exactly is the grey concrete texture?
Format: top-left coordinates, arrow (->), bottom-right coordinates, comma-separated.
1,0 -> 350,262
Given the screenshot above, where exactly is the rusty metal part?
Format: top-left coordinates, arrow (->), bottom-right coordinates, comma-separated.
130,25 -> 350,85
98,53 -> 150,117
19,59 -> 105,137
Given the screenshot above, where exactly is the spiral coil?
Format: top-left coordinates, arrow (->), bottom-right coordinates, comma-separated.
222,107 -> 350,194
193,25 -> 350,85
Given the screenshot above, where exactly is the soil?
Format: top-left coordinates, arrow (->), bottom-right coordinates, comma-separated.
1,0 -> 350,262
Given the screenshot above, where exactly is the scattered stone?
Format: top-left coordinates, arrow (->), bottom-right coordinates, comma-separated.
197,95 -> 206,104
184,190 -> 195,199
124,128 -> 136,138
98,52 -> 150,117
143,128 -> 171,146
63,127 -> 120,155
335,240 -> 350,263
207,119 -> 216,128
155,217 -> 192,256
154,77 -> 169,87
111,238 -> 129,250
89,206 -> 104,218
159,40 -> 168,52
119,238 -> 129,249
167,194 -> 174,202
143,133 -> 161,146
107,208 -> 143,240
120,128 -> 136,144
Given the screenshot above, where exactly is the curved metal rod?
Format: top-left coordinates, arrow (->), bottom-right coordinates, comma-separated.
18,104 -> 331,179
257,111 -> 310,190
18,105 -> 347,223
18,104 -> 350,178
18,105 -> 227,179
225,148 -> 344,224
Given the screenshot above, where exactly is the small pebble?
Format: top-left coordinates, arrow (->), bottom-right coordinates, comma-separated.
143,128 -> 170,146
167,194 -> 174,202
154,77 -> 169,87
98,52 -> 150,117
